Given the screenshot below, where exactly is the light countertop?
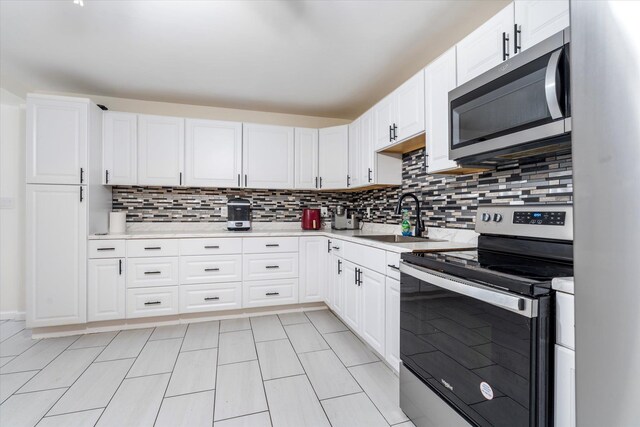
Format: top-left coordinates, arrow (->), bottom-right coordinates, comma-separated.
89,223 -> 478,254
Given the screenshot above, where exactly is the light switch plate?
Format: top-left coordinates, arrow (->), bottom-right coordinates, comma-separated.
321,207 -> 328,217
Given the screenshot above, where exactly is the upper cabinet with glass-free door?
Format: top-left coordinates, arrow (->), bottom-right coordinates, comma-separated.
294,127 -> 319,189
185,119 -> 242,188
103,112 -> 137,185
243,123 -> 295,189
26,95 -> 88,185
137,114 -> 185,186
514,0 -> 569,53
318,125 -> 349,190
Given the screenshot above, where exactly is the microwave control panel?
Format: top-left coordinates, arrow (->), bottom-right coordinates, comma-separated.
513,211 -> 566,226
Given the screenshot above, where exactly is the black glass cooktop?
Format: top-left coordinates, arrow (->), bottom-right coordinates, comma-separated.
402,248 -> 573,296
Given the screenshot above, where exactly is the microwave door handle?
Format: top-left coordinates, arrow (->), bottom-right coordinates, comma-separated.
545,48 -> 564,120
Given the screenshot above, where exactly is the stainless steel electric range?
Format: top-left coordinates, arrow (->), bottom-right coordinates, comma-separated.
399,205 -> 573,427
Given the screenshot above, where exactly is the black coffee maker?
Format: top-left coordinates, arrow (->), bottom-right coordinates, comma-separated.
227,198 -> 251,231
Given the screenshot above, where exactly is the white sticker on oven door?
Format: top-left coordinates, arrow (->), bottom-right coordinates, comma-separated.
480,382 -> 494,400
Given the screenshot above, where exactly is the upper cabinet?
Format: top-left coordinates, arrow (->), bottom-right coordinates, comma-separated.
425,47 -> 460,174
185,119 -> 242,188
348,119 -> 363,188
456,3 -> 515,85
243,124 -> 295,189
138,114 -> 185,186
103,112 -> 137,185
374,70 -> 425,150
514,0 -> 569,53
318,125 -> 348,190
26,95 -> 88,185
294,128 -> 319,190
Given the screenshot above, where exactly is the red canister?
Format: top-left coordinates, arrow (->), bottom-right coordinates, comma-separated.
301,209 -> 322,230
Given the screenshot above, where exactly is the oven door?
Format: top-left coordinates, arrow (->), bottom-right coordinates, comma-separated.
449,29 -> 570,163
399,261 -> 551,427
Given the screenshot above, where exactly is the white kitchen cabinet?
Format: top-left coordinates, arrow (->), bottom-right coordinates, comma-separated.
515,0 -> 569,53
26,185 -> 87,327
457,3 -> 514,85
243,123 -> 295,189
126,286 -> 179,319
26,95 -> 88,185
348,119 -> 363,188
341,260 -> 360,331
374,70 -> 425,150
385,276 -> 401,372
318,125 -> 349,189
137,114 -> 185,186
327,251 -> 345,317
88,258 -> 125,322
103,112 -> 137,185
555,345 -> 576,427
294,128 -> 319,189
360,267 -> 386,355
185,119 -> 242,188
299,237 -> 328,303
425,47 -> 460,174
359,110 -> 375,185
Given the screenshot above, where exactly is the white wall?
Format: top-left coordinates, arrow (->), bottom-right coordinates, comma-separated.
0,88 -> 26,318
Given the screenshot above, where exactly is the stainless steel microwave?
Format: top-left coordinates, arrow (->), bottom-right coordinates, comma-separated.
449,28 -> 571,165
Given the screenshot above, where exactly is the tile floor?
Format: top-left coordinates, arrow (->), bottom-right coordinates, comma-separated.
0,311 -> 415,427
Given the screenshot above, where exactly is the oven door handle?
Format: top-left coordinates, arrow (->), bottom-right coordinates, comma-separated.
399,261 -> 538,318
545,48 -> 564,120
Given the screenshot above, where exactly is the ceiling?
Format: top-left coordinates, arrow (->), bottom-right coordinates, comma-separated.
0,0 -> 507,119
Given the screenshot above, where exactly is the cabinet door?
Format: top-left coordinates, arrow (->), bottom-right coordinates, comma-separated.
88,259 -> 125,321
299,237 -> 328,303
360,110 -> 375,185
515,0 -> 569,52
396,70 -> 425,142
348,120 -> 363,188
374,95 -> 396,150
294,128 -> 319,189
185,119 -> 242,187
385,276 -> 401,372
457,3 -> 515,85
26,185 -> 87,327
426,47 -> 460,174
360,267 -> 386,355
26,96 -> 87,185
555,345 -> 576,427
342,261 -> 360,331
243,124 -> 295,189
318,125 -> 348,189
332,256 -> 345,317
138,115 -> 185,186
103,112 -> 137,185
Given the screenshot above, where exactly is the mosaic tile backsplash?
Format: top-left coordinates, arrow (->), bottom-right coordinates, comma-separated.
112,148 -> 572,229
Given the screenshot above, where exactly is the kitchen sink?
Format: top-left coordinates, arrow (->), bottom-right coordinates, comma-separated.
357,235 -> 446,243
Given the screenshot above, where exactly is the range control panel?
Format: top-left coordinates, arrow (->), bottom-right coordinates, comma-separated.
513,211 -> 566,225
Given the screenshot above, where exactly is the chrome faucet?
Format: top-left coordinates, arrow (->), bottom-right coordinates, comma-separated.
395,192 -> 425,237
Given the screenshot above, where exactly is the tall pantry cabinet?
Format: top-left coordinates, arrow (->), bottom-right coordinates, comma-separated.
26,94 -> 110,328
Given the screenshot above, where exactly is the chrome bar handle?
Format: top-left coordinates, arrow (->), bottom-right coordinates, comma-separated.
545,48 -> 564,119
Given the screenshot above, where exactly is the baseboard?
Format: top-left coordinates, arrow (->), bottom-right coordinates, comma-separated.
0,311 -> 26,321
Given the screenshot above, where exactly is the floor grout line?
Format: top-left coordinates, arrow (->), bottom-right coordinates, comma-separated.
249,317 -> 274,427
152,330 -> 186,426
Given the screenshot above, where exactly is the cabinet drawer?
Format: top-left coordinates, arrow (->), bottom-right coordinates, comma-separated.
556,291 -> 575,350
180,283 -> 242,314
180,238 -> 242,256
243,253 -> 298,281
328,238 -> 344,256
343,241 -> 386,274
385,252 -> 401,280
180,255 -> 242,284
89,240 -> 126,259
126,286 -> 179,318
127,257 -> 179,288
127,239 -> 179,257
243,237 -> 298,254
243,279 -> 298,308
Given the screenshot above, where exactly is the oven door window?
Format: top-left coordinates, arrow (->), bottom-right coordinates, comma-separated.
400,272 -> 535,427
451,48 -> 566,150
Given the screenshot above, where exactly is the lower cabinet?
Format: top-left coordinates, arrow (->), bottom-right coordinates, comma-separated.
180,282 -> 242,313
327,254 -> 344,317
243,278 -> 299,307
126,286 -> 179,318
555,344 -> 576,427
342,260 -> 360,331
88,259 -> 126,322
299,237 -> 328,303
385,277 -> 401,372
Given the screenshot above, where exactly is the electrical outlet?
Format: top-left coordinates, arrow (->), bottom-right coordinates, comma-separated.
321,207 -> 328,217
221,206 -> 228,217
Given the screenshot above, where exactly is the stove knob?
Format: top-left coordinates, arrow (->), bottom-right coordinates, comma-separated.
481,213 -> 491,222
493,213 -> 503,222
